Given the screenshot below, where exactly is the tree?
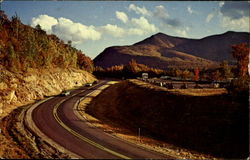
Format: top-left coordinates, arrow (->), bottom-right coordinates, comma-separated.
211,70 -> 221,81
77,52 -> 94,72
226,43 -> 249,98
11,13 -> 21,39
67,40 -> 72,46
220,60 -> 233,80
232,43 -> 249,78
181,69 -> 190,80
193,68 -> 199,81
127,59 -> 141,73
174,69 -> 182,77
35,24 -> 42,30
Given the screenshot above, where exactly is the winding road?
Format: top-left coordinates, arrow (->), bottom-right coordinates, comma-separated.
28,81 -> 170,159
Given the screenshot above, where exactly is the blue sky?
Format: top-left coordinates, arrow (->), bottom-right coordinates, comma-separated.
2,1 -> 250,59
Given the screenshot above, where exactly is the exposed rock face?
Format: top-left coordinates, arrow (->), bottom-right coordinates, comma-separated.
0,67 -> 96,119
94,31 -> 250,70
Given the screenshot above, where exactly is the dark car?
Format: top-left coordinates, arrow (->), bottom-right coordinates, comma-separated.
85,83 -> 93,87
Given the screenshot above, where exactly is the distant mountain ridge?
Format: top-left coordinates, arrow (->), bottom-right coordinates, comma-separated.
94,31 -> 249,70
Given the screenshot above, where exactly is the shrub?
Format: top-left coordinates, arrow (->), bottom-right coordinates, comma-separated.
226,77 -> 249,100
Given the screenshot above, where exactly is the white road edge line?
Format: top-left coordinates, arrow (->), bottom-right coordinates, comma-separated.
25,97 -> 81,159
53,82 -> 131,159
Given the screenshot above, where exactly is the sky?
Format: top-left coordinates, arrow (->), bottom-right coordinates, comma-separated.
2,1 -> 250,59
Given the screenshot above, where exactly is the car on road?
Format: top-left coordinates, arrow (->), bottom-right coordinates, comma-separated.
85,83 -> 93,87
60,91 -> 70,96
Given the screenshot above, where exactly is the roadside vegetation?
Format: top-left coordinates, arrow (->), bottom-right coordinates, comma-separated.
226,43 -> 249,100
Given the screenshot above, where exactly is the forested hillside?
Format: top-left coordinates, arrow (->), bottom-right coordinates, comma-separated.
0,11 -> 96,120
0,11 -> 93,73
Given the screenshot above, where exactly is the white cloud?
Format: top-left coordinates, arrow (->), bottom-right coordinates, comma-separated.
116,11 -> 128,23
52,17 -> 101,43
187,6 -> 193,14
154,5 -> 169,19
206,12 -> 215,23
31,14 -> 58,34
31,13 -> 158,41
128,28 -> 144,36
101,24 -> 125,37
131,16 -> 158,33
31,15 -> 101,44
219,2 -> 250,31
221,16 -> 250,31
128,4 -> 151,16
154,5 -> 182,28
187,6 -> 198,15
175,29 -> 188,37
219,2 -> 225,7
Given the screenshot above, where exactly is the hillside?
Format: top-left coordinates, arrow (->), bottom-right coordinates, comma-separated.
172,31 -> 250,61
86,80 -> 248,159
0,11 -> 96,119
94,31 -> 249,70
0,11 -> 93,72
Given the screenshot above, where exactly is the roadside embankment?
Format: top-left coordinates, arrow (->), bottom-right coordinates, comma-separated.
0,67 -> 96,158
0,104 -> 73,158
86,79 -> 248,159
0,67 -> 96,119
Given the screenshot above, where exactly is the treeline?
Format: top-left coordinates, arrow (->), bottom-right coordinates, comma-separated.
0,11 -> 93,72
94,59 -> 235,81
94,59 -> 165,78
168,60 -> 236,82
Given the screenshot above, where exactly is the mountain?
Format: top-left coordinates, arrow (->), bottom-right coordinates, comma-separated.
172,31 -> 250,62
94,31 -> 250,70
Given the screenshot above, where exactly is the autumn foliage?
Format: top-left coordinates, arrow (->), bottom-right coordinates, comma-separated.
193,68 -> 199,81
0,11 -> 93,72
94,59 -> 165,78
226,43 -> 249,98
231,43 -> 249,78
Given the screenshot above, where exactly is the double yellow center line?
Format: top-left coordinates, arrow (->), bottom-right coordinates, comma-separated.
52,84 -> 131,159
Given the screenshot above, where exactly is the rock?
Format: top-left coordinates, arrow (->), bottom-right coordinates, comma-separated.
0,82 -> 7,90
23,75 -> 36,82
0,103 -> 3,115
10,84 -> 18,89
5,90 -> 17,104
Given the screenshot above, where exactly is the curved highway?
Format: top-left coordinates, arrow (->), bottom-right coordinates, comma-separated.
30,81 -> 170,159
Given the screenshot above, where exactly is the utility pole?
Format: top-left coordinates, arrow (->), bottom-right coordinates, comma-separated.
138,128 -> 141,142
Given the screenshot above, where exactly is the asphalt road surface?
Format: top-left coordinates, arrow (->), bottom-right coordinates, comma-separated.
31,81 -> 170,159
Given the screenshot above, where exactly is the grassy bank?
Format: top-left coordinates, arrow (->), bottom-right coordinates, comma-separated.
86,79 -> 249,159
